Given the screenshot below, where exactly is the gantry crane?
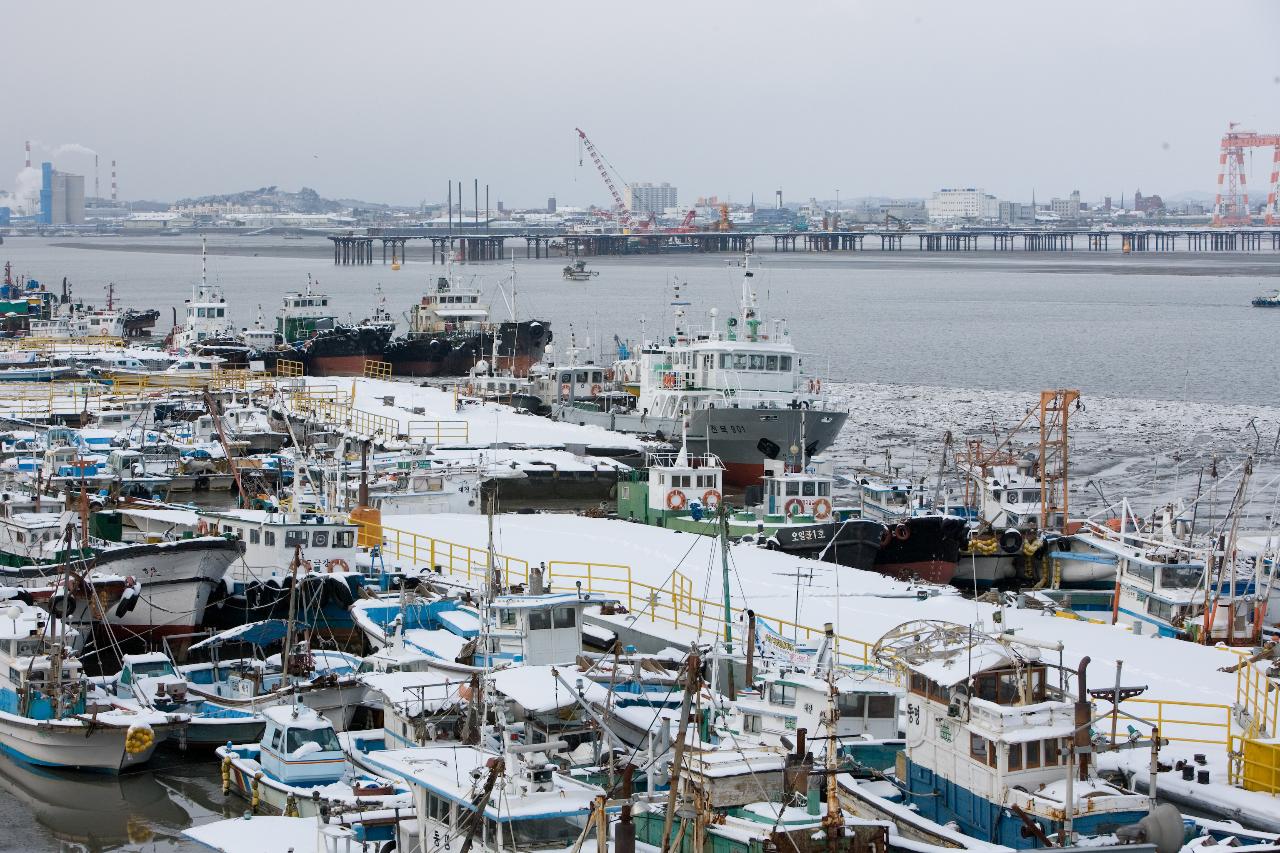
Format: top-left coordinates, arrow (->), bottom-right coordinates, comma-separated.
575,127 -> 635,232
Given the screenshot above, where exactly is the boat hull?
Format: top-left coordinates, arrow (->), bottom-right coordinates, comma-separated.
384,320 -> 552,378
0,711 -> 166,772
951,553 -> 1018,588
874,516 -> 966,584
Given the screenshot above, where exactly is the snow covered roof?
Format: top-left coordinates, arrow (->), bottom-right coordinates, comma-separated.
490,592 -> 619,611
491,664 -> 608,713
361,670 -> 467,715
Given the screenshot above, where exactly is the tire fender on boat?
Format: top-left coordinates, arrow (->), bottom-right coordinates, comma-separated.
999,528 -> 1024,554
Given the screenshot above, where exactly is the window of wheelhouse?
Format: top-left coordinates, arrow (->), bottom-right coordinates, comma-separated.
970,733 -> 995,767
1008,742 -> 1023,771
1025,739 -> 1041,769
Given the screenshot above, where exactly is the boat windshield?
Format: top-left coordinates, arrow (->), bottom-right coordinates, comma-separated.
286,726 -> 341,753
501,815 -> 589,848
1159,564 -> 1204,589
132,660 -> 176,679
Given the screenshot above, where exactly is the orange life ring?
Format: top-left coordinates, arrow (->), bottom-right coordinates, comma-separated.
879,526 -> 893,548
893,522 -> 911,541
560,383 -> 571,397
702,489 -> 722,510
666,489 -> 687,510
807,379 -> 815,393
591,384 -> 602,396
196,520 -> 210,536
663,374 -> 676,389
784,498 -> 804,517
325,558 -> 350,573
465,383 -> 475,396
812,498 -> 832,520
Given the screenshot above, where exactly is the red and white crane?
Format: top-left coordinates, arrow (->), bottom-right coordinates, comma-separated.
575,127 -> 636,232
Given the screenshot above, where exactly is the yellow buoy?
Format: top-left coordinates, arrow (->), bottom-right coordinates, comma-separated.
391,262 -> 401,271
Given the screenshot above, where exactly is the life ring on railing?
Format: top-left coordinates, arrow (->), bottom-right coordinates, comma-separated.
702,489 -> 721,510
807,378 -> 821,394
591,384 -> 602,396
666,489 -> 687,511
325,558 -> 350,574
196,520 -> 210,536
560,383 -> 572,398
812,498 -> 832,521
893,522 -> 911,541
662,373 -> 676,389
465,383 -> 475,396
784,498 -> 804,517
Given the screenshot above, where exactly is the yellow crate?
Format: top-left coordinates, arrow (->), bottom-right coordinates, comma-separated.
363,361 -> 392,380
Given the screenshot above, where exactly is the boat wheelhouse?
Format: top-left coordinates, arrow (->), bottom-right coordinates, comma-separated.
174,241 -> 236,350
484,590 -> 621,666
407,270 -> 488,336
276,277 -> 337,343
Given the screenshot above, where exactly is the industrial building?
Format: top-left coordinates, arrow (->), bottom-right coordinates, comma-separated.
925,187 -> 1000,222
38,162 -> 86,225
623,182 -> 677,216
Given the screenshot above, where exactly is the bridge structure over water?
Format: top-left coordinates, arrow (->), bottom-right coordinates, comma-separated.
330,228 -> 1280,265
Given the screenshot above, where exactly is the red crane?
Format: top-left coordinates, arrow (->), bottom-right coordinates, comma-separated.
1213,123 -> 1280,226
575,127 -> 635,232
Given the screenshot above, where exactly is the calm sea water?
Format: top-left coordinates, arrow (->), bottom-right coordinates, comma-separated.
3,235 -> 1277,405
0,235 -> 1276,850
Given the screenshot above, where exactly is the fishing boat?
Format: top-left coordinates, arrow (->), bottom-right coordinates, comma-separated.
617,446 -> 885,570
0,596 -> 181,771
549,255 -> 848,487
172,239 -> 237,350
217,703 -> 411,817
383,264 -> 552,378
878,619 -> 1154,847
562,259 -> 599,281
1251,289 -> 1280,307
96,651 -> 266,747
280,277 -> 396,376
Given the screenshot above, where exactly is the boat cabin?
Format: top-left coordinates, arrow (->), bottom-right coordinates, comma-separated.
277,286 -> 336,343
762,458 -> 833,521
198,509 -> 361,586
486,591 -> 620,666
0,602 -> 87,721
259,704 -> 346,785
408,275 -> 488,335
645,448 -> 724,516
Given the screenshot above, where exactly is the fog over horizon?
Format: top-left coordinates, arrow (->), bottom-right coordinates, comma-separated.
3,0 -> 1279,209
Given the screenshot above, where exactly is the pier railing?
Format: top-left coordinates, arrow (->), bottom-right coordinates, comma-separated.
358,518 -> 878,670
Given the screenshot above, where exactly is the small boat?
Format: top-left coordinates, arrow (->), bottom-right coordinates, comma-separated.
97,651 -> 266,748
217,703 -> 411,817
562,259 -> 599,281
1251,289 -> 1280,307
0,596 -> 182,771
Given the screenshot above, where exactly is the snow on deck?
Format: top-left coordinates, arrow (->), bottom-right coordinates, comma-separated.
183,815 -> 349,852
386,512 -> 1247,720
303,376 -> 642,451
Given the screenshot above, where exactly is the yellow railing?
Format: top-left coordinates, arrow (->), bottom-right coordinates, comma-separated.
276,359 -> 305,378
281,388 -> 400,440
355,519 -> 876,669
1229,653 -> 1280,793
1236,654 -> 1279,739
364,361 -> 392,380
407,420 -> 470,444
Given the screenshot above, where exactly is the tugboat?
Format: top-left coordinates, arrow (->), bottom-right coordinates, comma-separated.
271,278 -> 395,376
172,239 -> 237,350
562,259 -> 599,281
1251,289 -> 1280,307
550,254 -> 848,486
383,264 -> 552,378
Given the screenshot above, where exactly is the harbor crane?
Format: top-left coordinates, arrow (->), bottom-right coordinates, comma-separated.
1213,122 -> 1280,226
575,127 -> 636,233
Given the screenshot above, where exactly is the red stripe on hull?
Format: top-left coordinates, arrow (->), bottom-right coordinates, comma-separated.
873,560 -> 957,585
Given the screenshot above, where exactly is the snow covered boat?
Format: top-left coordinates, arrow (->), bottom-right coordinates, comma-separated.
217,704 -> 411,817
0,598 -> 182,771
96,651 -> 265,748
878,619 -> 1153,847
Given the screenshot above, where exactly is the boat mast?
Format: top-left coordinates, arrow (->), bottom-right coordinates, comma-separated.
719,504 -> 736,701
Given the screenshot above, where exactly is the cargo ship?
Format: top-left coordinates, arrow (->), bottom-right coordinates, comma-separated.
382,268 -> 551,378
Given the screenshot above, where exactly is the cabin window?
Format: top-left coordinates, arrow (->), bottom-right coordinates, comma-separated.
743,714 -> 762,734
802,481 -> 816,497
749,355 -> 765,370
592,371 -> 603,383
265,531 -> 276,546
769,683 -> 797,707
838,694 -> 865,718
786,482 -> 799,496
927,680 -> 950,704
270,728 -> 282,750
818,482 -> 830,497
553,608 -> 576,629
1030,668 -> 1046,702
780,356 -> 792,371
576,372 -> 588,384
500,609 -> 516,626
250,529 -> 260,544
197,308 -> 207,318
312,531 -> 329,548
909,672 -> 928,696
998,671 -> 1022,705
285,726 -> 341,753
867,695 -> 896,718
285,530 -> 306,548
336,531 -> 354,548
15,532 -> 23,543
1025,739 -> 1041,769
1008,742 -> 1023,771
426,478 -> 443,493
529,611 -> 552,631
733,355 -> 748,370
970,733 -> 989,763
766,355 -> 778,370
1043,738 -> 1062,766
216,308 -> 225,317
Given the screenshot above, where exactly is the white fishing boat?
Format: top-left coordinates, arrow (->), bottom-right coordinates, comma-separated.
0,597 -> 182,771
173,239 -> 237,350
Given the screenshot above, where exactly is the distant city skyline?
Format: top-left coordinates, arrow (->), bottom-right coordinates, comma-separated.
2,0 -> 1278,211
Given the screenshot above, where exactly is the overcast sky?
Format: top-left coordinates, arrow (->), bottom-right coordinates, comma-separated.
4,1 -> 1278,209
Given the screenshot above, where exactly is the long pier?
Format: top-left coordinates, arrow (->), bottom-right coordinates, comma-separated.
330,228 -> 1280,264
